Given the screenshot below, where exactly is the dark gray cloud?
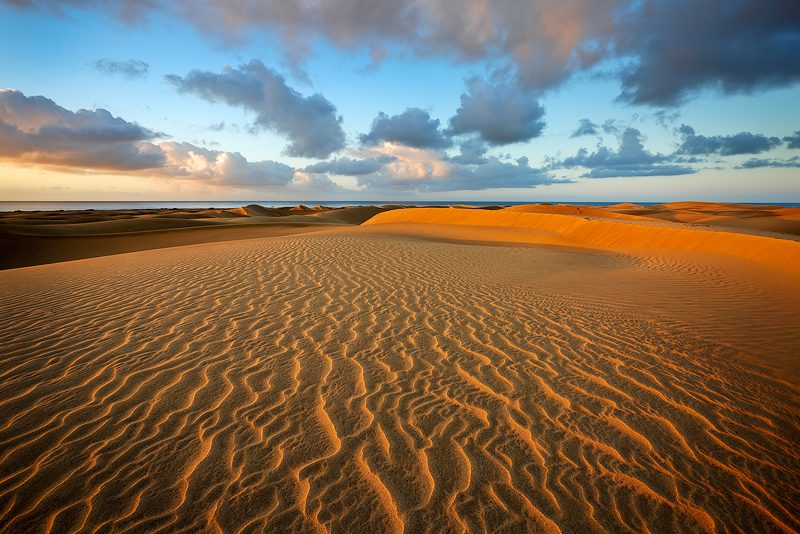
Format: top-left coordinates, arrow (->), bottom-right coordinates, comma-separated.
449,138 -> 489,165
676,125 -> 782,156
166,59 -> 345,158
654,110 -> 682,129
562,128 -> 665,166
447,79 -> 546,145
0,89 -> 298,188
443,156 -> 565,191
555,127 -> 695,178
601,120 -> 619,134
738,156 -> 800,169
570,119 -> 598,138
6,0 -> 799,106
0,89 -> 165,170
359,80 -> 547,152
784,131 -> 800,149
303,155 -> 394,175
355,154 -> 562,192
617,0 -> 800,105
359,108 -> 450,149
91,58 -> 149,79
579,165 -> 696,178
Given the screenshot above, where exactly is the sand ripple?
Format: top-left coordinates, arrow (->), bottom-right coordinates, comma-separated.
1,232 -> 799,533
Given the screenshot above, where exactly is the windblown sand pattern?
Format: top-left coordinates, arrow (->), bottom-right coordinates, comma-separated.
1,208 -> 799,533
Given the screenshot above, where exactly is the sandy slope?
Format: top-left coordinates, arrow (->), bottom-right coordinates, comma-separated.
498,202 -> 800,236
601,202 -> 800,236
365,207 -> 800,275
0,205 -> 396,269
0,205 -> 799,533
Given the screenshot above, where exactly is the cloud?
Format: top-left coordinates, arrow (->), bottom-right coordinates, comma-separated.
91,59 -> 149,79
654,109 -> 681,129
165,59 -> 345,158
738,156 -> 800,169
601,119 -> 619,134
784,131 -> 800,149
288,172 -> 347,192
676,125 -> 782,156
0,88 -> 561,194
359,108 -> 450,149
570,119 -> 599,138
443,156 -> 564,191
447,79 -> 546,145
0,89 -> 165,170
7,0 -> 800,106
449,138 -> 489,165
554,127 -> 695,178
350,144 -> 453,187
578,165 -> 696,179
157,141 -> 296,187
302,155 -> 395,175
616,0 -> 800,105
344,142 -> 562,192
0,89 -> 298,189
359,81 -> 548,152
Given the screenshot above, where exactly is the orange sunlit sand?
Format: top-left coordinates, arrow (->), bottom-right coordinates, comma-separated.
0,202 -> 799,533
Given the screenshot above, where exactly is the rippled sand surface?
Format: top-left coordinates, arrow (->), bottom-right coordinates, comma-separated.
1,216 -> 799,533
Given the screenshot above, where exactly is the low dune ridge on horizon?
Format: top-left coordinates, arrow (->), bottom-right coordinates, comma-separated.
0,204 -> 406,270
1,201 -> 799,271
1,202 -> 799,533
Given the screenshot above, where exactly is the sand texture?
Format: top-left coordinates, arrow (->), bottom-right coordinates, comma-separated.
1,203 -> 799,533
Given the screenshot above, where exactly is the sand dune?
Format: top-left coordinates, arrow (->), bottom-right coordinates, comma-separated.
0,205 -> 396,269
0,204 -> 799,533
4,202 -> 798,270
601,201 -> 800,236
365,207 -> 800,274
500,204 -> 662,221
470,202 -> 800,237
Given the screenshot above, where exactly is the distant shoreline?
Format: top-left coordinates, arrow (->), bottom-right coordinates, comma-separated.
3,200 -> 800,212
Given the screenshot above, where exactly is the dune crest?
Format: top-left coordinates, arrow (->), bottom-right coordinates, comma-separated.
603,202 -> 800,235
364,207 -> 800,274
0,204 -> 398,269
501,203 -> 660,221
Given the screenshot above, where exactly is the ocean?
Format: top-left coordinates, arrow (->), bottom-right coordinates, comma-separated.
2,201 -> 799,212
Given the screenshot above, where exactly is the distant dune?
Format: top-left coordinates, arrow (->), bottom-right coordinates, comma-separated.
365,205 -> 800,274
0,203 -> 798,533
0,205 -> 397,269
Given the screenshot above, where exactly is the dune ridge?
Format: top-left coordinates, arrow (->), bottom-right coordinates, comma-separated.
500,204 -> 662,221
1,226 -> 799,533
0,205 -> 397,269
600,202 -> 800,236
3,202 -> 799,270
364,207 -> 800,274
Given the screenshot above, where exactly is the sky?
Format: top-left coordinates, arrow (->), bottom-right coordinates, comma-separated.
1,0 -> 799,202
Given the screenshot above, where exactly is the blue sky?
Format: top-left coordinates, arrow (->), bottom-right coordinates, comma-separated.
1,0 -> 799,201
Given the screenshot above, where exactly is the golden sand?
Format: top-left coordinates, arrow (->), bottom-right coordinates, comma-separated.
0,203 -> 798,533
